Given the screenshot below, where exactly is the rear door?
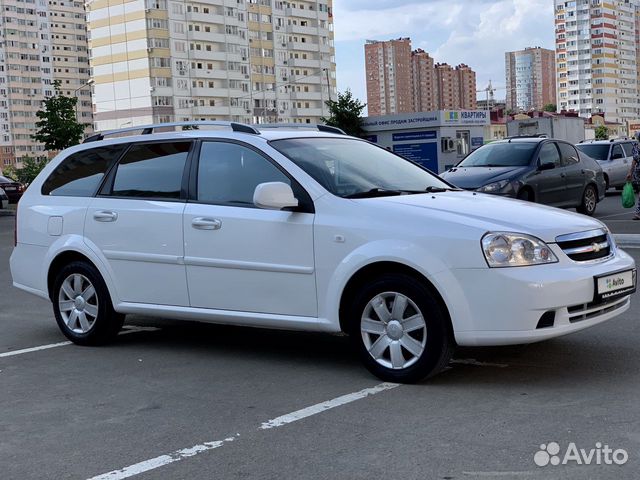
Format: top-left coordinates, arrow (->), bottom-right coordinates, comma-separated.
84,141 -> 192,306
619,143 -> 635,186
531,142 -> 566,206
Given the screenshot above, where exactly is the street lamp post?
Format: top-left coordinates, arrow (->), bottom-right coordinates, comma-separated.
73,79 -> 94,122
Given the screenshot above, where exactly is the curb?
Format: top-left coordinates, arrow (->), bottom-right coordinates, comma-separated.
614,234 -> 640,248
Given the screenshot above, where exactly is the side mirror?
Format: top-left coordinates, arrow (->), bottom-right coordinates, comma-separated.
538,162 -> 556,171
253,182 -> 299,210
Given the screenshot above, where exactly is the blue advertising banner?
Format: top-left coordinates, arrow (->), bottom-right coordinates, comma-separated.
362,134 -> 378,143
393,142 -> 438,173
392,130 -> 437,142
471,136 -> 484,148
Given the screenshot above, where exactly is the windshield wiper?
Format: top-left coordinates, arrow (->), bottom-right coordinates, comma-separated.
344,188 -> 426,199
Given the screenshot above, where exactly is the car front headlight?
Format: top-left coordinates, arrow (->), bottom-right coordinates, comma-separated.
482,232 -> 558,267
477,180 -> 511,193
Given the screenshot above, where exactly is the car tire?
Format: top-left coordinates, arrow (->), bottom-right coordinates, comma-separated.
576,184 -> 598,216
347,273 -> 454,383
52,261 -> 124,345
517,188 -> 533,202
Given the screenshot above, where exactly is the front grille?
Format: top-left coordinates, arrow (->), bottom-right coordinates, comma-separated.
567,296 -> 629,323
555,228 -> 612,262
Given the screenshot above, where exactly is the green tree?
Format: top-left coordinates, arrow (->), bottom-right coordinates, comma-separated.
33,80 -> 86,152
3,156 -> 49,185
594,125 -> 609,140
321,89 -> 366,137
543,103 -> 557,112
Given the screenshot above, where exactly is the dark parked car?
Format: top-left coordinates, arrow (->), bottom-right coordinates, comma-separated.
440,137 -> 606,216
0,175 -> 25,204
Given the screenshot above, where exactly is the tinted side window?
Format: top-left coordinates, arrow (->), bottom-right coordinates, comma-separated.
110,142 -> 191,199
197,142 -> 290,207
558,142 -> 580,165
42,146 -> 125,196
622,143 -> 634,157
538,143 -> 562,167
611,144 -> 624,159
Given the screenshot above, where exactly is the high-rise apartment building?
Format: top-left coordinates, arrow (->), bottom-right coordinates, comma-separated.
87,0 -> 336,131
365,38 -> 477,116
555,0 -> 640,123
411,48 -> 436,112
0,0 -> 92,168
434,63 -> 477,110
505,47 -> 556,112
364,38 -> 413,116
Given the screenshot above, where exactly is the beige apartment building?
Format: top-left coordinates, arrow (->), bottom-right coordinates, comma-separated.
0,0 -> 92,168
555,0 -> 640,123
365,38 -> 477,116
87,0 -> 336,131
505,47 -> 556,112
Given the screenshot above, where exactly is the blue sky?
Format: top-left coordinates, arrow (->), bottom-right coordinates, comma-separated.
333,0 -> 555,111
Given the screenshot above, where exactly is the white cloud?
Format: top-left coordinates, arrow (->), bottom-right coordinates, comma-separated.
334,0 -> 554,106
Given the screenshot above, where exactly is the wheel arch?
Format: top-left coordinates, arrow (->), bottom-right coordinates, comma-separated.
47,250 -> 111,302
338,261 -> 454,339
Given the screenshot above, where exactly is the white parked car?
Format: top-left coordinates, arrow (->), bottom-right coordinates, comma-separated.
10,122 -> 637,383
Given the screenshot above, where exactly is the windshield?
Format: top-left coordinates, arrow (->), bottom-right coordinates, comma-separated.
457,142 -> 537,167
270,138 -> 452,198
575,144 -> 610,161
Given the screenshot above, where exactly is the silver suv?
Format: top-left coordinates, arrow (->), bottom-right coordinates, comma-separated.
575,139 -> 636,190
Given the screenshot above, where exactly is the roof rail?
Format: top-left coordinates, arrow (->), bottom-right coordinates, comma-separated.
83,121 -> 260,143
254,123 -> 346,135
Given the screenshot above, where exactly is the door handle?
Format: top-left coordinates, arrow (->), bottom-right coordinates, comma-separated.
93,211 -> 118,222
560,173 -> 566,178
192,217 -> 222,230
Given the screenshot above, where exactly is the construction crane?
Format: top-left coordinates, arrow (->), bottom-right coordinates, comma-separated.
476,80 -> 507,110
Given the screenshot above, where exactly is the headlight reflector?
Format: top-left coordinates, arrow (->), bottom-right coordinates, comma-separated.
482,232 -> 558,267
477,180 -> 510,193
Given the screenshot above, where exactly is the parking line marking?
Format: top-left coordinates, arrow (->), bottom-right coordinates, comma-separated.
86,436 -> 238,480
260,382 -> 400,430
88,383 -> 399,479
451,358 -> 509,368
0,326 -> 159,358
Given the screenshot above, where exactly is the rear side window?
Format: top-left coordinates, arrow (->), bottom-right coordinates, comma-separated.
42,146 -> 125,197
622,143 -> 634,157
538,143 -> 562,168
558,142 -> 580,166
109,142 -> 191,199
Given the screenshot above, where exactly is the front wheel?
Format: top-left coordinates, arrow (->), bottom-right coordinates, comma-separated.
576,184 -> 598,216
347,273 -> 454,383
52,261 -> 124,345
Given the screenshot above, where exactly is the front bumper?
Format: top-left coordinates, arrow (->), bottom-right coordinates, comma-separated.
444,246 -> 636,346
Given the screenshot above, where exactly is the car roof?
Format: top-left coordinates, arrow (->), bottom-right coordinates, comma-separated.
60,128 -> 351,158
577,139 -> 632,145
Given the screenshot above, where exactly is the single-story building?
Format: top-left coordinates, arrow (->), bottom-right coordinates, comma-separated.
361,110 -> 489,173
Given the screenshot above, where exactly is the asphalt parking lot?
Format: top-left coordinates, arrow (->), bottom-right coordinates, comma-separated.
1,201 -> 639,480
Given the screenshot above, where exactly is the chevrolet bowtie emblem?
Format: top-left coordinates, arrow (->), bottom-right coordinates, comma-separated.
592,243 -> 601,253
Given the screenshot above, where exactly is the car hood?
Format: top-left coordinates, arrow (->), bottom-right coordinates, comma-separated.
440,166 -> 529,189
366,191 -> 604,243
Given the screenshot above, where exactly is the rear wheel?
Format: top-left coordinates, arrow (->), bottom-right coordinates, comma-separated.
347,273 -> 454,383
576,184 -> 598,216
52,261 -> 124,345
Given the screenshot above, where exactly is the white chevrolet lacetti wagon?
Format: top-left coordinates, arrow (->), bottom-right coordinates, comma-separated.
10,122 -> 637,383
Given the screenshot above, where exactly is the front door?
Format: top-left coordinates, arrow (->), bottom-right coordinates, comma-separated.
183,140 -> 317,317
532,142 -> 566,206
84,141 -> 192,306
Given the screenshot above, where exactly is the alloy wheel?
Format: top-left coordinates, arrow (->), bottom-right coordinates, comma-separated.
361,291 -> 427,369
58,273 -> 99,334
